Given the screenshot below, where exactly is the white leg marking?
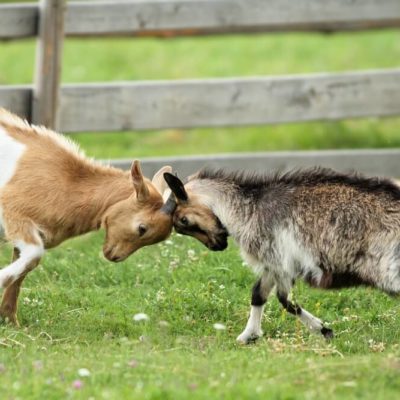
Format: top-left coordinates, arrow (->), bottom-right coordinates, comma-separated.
0,241 -> 44,289
237,271 -> 275,344
299,308 -> 324,333
237,305 -> 265,344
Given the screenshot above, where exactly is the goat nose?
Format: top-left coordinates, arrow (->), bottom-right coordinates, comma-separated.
104,247 -> 115,260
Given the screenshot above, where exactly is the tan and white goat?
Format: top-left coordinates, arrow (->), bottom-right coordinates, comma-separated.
0,108 -> 174,325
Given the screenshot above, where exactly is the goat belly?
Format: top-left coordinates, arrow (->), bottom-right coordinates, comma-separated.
305,269 -> 369,289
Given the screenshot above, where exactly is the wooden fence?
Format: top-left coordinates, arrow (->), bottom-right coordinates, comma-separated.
1,0 -> 400,177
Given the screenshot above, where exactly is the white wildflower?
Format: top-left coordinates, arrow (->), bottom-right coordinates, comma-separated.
78,368 -> 91,377
169,259 -> 179,269
187,249 -> 198,261
213,323 -> 226,331
133,313 -> 149,322
342,381 -> 357,387
156,290 -> 166,302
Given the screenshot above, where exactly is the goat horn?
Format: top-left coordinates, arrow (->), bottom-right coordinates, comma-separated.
160,193 -> 177,215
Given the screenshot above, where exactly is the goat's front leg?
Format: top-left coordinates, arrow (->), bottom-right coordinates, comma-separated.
0,241 -> 43,290
0,235 -> 43,325
0,248 -> 21,324
277,291 -> 333,339
237,271 -> 275,344
0,248 -> 37,325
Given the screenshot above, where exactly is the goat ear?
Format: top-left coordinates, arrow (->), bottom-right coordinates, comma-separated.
131,160 -> 150,201
163,172 -> 188,202
152,165 -> 172,195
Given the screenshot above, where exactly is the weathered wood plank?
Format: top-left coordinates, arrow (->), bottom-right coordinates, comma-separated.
1,0 -> 400,39
0,4 -> 38,39
107,149 -> 400,179
65,0 -> 400,36
2,69 -> 400,131
0,86 -> 31,120
58,69 -> 400,132
32,0 -> 66,129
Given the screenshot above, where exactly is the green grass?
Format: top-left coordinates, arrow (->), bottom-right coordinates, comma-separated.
0,233 -> 400,399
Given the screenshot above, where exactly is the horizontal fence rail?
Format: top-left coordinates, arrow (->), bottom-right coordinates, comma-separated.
108,149 -> 400,178
1,69 -> 399,132
1,0 -> 400,39
0,85 -> 32,119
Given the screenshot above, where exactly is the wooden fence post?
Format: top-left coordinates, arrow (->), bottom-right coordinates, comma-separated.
32,0 -> 66,129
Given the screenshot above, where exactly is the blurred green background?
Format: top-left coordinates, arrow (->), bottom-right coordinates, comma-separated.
0,0 -> 399,160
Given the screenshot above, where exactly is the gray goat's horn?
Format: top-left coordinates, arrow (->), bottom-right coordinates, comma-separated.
161,193 -> 177,215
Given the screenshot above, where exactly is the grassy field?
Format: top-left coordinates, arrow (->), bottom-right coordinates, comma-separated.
1,12 -> 400,400
0,233 -> 400,399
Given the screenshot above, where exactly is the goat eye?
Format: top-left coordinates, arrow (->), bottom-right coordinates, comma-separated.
138,224 -> 147,237
180,216 -> 189,226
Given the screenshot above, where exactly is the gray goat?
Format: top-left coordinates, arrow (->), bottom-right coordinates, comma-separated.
164,167 -> 400,343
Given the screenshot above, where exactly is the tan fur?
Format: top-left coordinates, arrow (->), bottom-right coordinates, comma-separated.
0,108 -> 173,324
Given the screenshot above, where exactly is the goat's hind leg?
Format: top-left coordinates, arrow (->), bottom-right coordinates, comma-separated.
237,272 -> 275,344
277,292 -> 333,339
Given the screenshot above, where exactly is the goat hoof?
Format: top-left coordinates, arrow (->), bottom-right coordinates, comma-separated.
236,331 -> 262,345
321,326 -> 334,339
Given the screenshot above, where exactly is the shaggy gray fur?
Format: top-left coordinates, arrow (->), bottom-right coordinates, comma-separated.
184,167 -> 400,340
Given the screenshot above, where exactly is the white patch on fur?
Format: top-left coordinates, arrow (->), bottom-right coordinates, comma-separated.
0,126 -> 27,234
0,240 -> 44,289
212,205 -> 233,235
186,181 -> 233,229
274,225 -> 321,291
236,305 -> 264,344
299,309 -> 323,333
240,249 -> 264,275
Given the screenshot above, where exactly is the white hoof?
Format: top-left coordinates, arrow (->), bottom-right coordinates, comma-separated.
236,329 -> 263,344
